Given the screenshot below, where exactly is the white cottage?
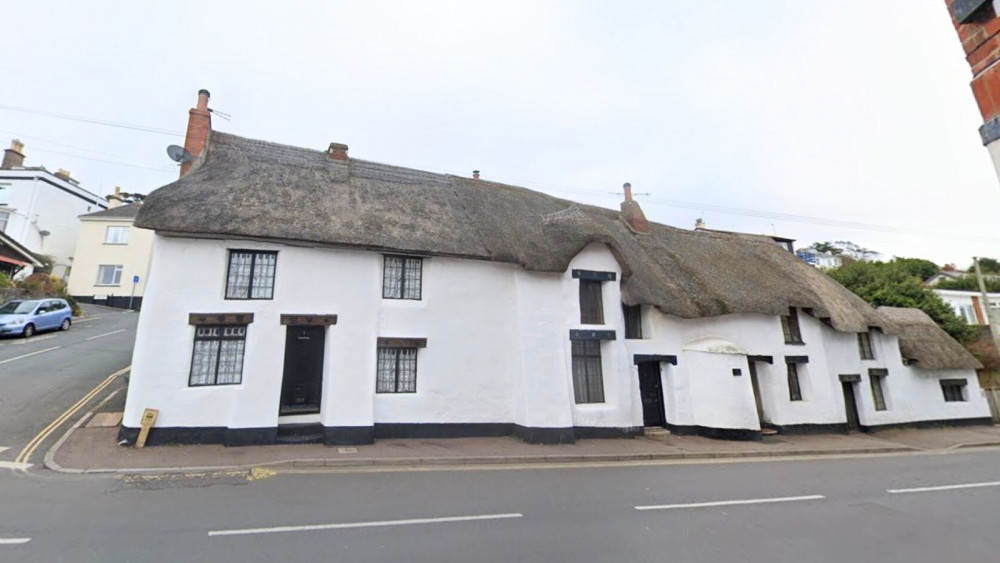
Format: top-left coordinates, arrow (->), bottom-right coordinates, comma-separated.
120,92 -> 991,446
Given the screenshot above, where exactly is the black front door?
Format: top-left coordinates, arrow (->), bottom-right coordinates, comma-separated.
842,381 -> 861,432
638,362 -> 666,427
280,326 -> 325,415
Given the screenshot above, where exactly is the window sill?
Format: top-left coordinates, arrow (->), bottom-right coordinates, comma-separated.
784,341 -> 806,346
103,242 -> 128,246
94,284 -> 121,287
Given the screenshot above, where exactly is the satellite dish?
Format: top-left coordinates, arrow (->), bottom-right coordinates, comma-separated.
166,145 -> 192,164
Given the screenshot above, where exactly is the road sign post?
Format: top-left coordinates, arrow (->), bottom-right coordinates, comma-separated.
128,275 -> 139,310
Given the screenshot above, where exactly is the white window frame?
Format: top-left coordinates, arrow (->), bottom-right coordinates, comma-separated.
0,209 -> 9,233
104,225 -> 129,245
96,264 -> 124,286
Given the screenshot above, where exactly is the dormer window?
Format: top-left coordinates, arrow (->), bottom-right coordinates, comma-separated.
573,270 -> 615,325
780,307 -> 803,344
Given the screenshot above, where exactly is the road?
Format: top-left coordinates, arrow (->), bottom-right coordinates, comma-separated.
2,448 -> 1000,561
0,304 -> 136,468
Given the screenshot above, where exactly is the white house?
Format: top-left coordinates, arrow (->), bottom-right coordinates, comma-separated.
119,92 -> 991,447
67,202 -> 154,310
0,140 -> 108,278
934,287 -> 1000,327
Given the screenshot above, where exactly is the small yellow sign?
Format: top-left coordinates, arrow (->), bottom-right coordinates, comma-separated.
135,408 -> 159,448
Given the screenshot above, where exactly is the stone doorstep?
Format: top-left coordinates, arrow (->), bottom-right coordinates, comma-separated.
86,412 -> 124,428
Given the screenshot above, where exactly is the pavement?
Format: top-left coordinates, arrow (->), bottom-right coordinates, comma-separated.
0,303 -> 136,470
47,416 -> 1000,473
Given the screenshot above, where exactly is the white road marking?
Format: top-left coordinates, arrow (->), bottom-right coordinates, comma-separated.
0,447 -> 8,454
0,462 -> 32,471
635,494 -> 826,511
208,512 -> 524,537
13,334 -> 56,345
85,329 -> 126,341
0,347 -> 61,365
75,316 -> 102,323
0,538 -> 30,545
887,481 -> 1000,494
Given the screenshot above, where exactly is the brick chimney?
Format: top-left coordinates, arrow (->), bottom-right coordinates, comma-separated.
945,1 -> 1000,183
327,142 -> 349,160
180,89 -> 212,177
619,182 -> 649,234
473,170 -> 480,180
1,139 -> 25,169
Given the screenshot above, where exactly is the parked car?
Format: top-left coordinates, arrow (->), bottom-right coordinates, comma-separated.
0,299 -> 73,338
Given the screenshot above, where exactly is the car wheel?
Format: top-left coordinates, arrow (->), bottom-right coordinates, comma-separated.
22,324 -> 35,338
60,318 -> 72,331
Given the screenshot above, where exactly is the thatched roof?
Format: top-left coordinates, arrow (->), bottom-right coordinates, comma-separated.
138,131 -> 892,333
879,307 -> 982,370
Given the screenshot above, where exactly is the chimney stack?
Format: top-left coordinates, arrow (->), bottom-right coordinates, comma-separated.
108,186 -> 123,208
55,169 -> 73,181
472,170 -> 480,180
619,182 -> 649,234
1,139 -> 25,169
180,89 -> 212,177
327,142 -> 349,160
695,218 -> 705,230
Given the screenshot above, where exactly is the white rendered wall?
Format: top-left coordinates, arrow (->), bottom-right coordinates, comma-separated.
0,172 -> 106,277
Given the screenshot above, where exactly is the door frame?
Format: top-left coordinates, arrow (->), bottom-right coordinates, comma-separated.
636,361 -> 667,428
279,325 -> 327,416
839,374 -> 862,432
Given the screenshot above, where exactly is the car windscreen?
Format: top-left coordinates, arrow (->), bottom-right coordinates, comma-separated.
0,301 -> 39,314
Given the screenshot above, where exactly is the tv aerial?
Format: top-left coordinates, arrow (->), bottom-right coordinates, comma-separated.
166,145 -> 192,164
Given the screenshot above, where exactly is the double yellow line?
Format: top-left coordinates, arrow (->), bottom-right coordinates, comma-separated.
14,365 -> 131,467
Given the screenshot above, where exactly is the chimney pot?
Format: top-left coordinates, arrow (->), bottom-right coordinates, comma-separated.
695,218 -> 706,230
473,170 -> 480,180
55,168 -> 72,180
623,182 -> 633,201
328,142 -> 349,160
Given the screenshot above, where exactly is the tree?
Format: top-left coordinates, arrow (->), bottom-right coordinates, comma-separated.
828,259 -> 973,342
109,192 -> 146,204
891,257 -> 939,282
935,276 -> 1000,293
966,257 -> 1000,274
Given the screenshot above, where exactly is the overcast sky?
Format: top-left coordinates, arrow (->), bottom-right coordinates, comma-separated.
2,0 -> 997,267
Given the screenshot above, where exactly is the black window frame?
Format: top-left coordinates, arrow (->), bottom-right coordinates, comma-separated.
780,307 -> 803,344
858,331 -> 874,360
623,304 -> 642,339
382,255 -> 423,300
572,339 -> 605,404
376,347 -> 419,393
224,250 -> 278,300
579,279 -> 604,325
787,362 -> 803,401
870,373 -> 887,411
188,324 -> 248,387
941,380 -> 967,402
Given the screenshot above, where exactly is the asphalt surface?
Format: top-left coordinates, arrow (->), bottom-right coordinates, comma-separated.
0,304 -> 136,466
0,448 -> 999,562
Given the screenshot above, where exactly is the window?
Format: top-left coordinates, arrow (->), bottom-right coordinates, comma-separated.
225,250 -> 277,300
579,280 -> 604,324
571,339 -> 605,404
382,256 -> 422,300
104,225 -> 129,244
780,307 -> 803,344
376,348 -> 418,393
857,331 -> 874,360
188,325 -> 247,386
96,264 -> 123,286
870,373 -> 887,411
941,380 -> 967,402
787,363 -> 803,401
623,304 -> 642,339
960,305 -> 977,325
0,210 -> 9,233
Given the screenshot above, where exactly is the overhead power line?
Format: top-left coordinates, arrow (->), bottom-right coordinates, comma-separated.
0,104 -> 183,137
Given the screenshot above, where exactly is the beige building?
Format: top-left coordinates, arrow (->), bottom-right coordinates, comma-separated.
67,203 -> 154,310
